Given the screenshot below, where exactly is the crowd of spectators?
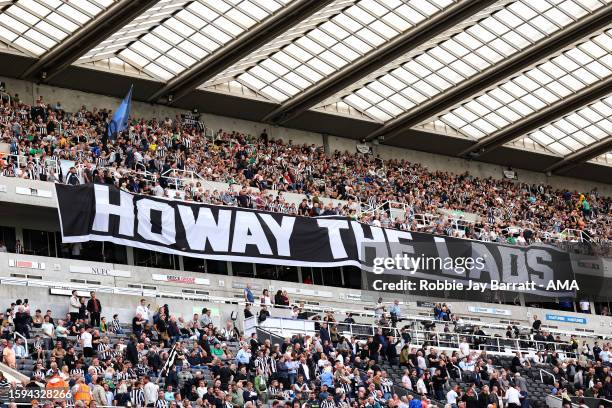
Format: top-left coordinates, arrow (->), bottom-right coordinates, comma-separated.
0,291 -> 611,408
0,93 -> 610,247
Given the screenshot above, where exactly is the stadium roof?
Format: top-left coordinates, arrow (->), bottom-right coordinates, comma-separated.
0,0 -> 610,182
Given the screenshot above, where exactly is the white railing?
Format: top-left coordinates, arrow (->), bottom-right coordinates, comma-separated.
249,317 -> 588,357
540,368 -> 556,384
555,228 -> 593,243
1,272 -> 611,343
0,153 -> 60,178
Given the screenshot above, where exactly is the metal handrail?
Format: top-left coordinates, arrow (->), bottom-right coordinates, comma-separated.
1,272 -> 611,342
408,326 -> 585,355
540,368 -> 556,384
0,153 -> 60,177
252,316 -> 606,355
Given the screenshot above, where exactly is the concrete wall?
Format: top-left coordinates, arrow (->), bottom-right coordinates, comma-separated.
2,76 -> 610,196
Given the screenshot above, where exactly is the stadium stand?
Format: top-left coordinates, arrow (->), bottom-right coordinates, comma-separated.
0,93 -> 610,245
0,85 -> 609,408
0,0 -> 610,407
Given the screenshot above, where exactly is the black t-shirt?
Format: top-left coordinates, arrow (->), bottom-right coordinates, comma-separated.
219,366 -> 233,385
532,320 -> 541,330
428,353 -> 439,368
369,340 -> 380,357
132,317 -> 143,332
432,374 -> 446,391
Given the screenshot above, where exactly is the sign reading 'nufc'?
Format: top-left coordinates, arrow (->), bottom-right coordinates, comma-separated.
55,184 -> 587,297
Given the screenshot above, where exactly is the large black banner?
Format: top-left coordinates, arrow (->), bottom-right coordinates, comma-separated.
56,184 -> 591,297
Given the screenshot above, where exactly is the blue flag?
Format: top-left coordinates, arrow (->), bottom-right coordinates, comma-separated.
107,85 -> 133,138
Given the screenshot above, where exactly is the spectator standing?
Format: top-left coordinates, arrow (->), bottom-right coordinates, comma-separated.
80,326 -> 93,357
244,284 -> 255,304
87,291 -> 102,328
137,299 -> 151,322
390,300 -> 401,326
69,290 -> 80,322
261,289 -> 273,307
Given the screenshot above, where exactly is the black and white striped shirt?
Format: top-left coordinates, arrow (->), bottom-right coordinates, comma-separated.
155,399 -> 168,408
267,356 -> 277,374
380,378 -> 393,394
156,146 -> 168,159
90,365 -> 105,376
111,319 -> 122,333
321,400 -> 336,408
116,371 -> 131,381
97,343 -> 112,360
268,386 -> 282,399
255,356 -> 267,374
37,123 -> 47,135
70,368 -> 84,377
130,388 -> 145,407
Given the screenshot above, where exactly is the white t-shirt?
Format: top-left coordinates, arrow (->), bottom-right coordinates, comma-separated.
136,305 -> 150,319
506,387 -> 521,405
446,390 -> 458,405
81,331 -> 93,348
144,382 -> 159,404
579,301 -> 590,311
417,356 -> 426,370
41,322 -> 54,338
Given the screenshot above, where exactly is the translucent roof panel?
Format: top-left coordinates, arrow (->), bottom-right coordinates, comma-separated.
204,0 -> 358,86
520,96 -> 612,156
438,30 -> 612,140
338,0 -> 610,122
590,151 -> 612,166
80,0 -> 188,63
236,0 -> 457,103
81,0 -> 292,80
0,0 -> 116,56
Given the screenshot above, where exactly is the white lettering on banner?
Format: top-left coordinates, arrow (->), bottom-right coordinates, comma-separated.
69,265 -> 131,277
258,214 -> 295,257
527,249 -> 554,287
152,274 -> 210,285
317,219 -> 349,259
385,229 -> 415,259
434,237 -> 461,276
469,243 -> 499,281
500,246 -> 529,283
351,221 -> 386,261
56,185 -> 582,298
231,211 -> 273,255
137,199 -> 176,245
92,184 -> 134,236
177,206 -> 231,252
